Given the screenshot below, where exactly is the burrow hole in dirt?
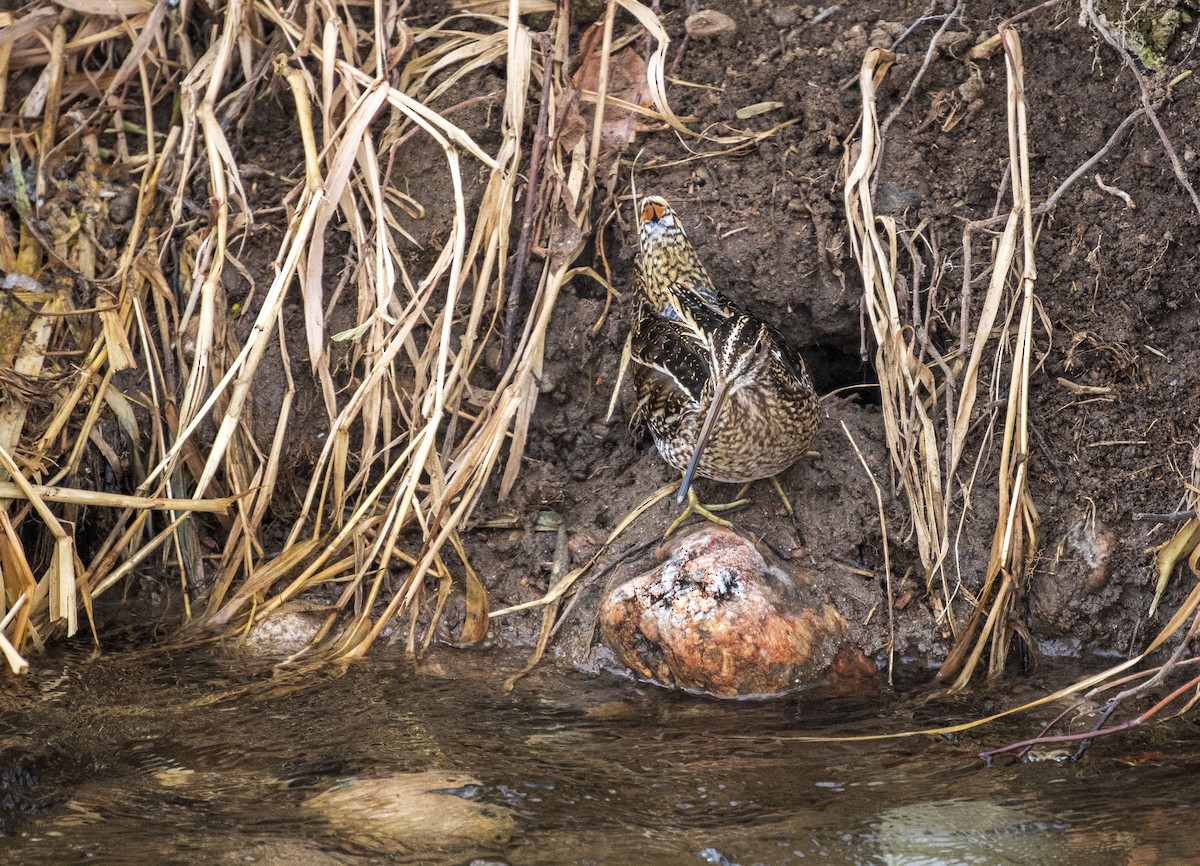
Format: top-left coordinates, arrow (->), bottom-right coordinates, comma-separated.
804,344 -> 880,406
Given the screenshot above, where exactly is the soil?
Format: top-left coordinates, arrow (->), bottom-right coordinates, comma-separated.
82,0 -> 1200,676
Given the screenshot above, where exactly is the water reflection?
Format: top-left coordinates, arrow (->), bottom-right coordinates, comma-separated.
1,646 -> 1196,865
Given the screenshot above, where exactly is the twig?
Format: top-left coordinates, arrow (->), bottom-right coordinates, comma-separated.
981,666 -> 1200,763
666,34 -> 690,80
501,31 -> 555,371
958,100 -> 1148,354
889,3 -> 940,51
1084,0 -> 1200,219
881,4 -> 961,139
1000,0 -> 1066,29
1134,509 -> 1197,523
983,605 -> 1200,762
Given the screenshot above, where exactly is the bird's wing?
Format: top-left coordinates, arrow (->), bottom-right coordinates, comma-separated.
630,304 -> 711,431
631,307 -> 708,400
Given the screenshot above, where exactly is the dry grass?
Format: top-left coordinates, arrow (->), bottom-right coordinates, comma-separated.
844,32 -> 1043,689
0,0 -> 770,673
841,17 -> 1179,690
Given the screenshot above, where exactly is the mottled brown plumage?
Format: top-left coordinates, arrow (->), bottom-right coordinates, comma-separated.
628,195 -> 820,509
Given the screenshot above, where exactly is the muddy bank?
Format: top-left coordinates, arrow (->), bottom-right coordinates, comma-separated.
4,0 -> 1199,685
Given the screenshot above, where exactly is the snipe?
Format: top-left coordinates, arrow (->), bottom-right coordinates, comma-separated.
627,195 -> 820,534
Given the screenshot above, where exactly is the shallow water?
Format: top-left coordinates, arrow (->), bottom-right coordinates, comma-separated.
1,646 -> 1196,865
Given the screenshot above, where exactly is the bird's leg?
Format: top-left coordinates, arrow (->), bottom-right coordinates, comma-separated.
724,479 -> 792,513
731,477 -> 805,547
729,478 -> 793,515
769,477 -> 795,517
664,484 -> 750,538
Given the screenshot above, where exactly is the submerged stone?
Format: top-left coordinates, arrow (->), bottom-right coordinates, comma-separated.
304,771 -> 514,853
599,526 -> 870,697
242,603 -> 328,653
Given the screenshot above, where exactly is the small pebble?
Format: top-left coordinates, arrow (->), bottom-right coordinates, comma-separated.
770,5 -> 799,27
685,9 -> 737,41
108,186 -> 137,224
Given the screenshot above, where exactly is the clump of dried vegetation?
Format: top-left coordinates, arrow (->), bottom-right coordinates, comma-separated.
846,5 -> 1200,754
2,0 -> 1199,752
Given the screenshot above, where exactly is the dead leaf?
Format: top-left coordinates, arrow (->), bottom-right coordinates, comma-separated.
572,25 -> 652,153
736,101 -> 783,120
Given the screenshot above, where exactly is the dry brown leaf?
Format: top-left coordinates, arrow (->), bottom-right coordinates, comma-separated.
573,29 -> 652,153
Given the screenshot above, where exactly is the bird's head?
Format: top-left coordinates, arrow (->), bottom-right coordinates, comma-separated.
636,195 -> 685,251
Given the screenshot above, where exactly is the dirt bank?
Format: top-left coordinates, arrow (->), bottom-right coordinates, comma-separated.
5,0 -> 1199,683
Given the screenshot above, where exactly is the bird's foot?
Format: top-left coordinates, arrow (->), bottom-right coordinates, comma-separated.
736,477 -> 807,548
731,477 -> 794,516
664,486 -> 749,538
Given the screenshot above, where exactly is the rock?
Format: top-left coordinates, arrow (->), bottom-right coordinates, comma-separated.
599,526 -> 870,697
875,180 -> 927,215
770,5 -> 800,28
871,800 -> 1099,863
107,186 -> 137,224
240,602 -> 377,655
1066,515 -> 1115,591
685,9 -> 737,41
242,602 -> 328,653
304,771 -> 514,853
1031,512 -> 1116,635
868,21 -> 902,49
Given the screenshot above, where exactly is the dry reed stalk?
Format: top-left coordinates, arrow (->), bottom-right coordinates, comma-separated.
0,508 -> 36,672
844,47 -> 949,603
846,30 -> 1041,689
0,594 -> 30,674
937,29 -> 1040,689
0,1 -> 249,654
195,0 -> 608,656
0,445 -> 76,637
785,580 -> 1200,745
0,482 -> 233,513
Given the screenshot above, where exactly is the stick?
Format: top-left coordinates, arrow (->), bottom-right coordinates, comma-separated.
1084,0 -> 1200,219
501,31 -> 555,371
0,481 -> 233,513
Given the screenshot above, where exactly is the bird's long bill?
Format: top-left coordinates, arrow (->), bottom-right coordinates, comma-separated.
677,378 -> 731,505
